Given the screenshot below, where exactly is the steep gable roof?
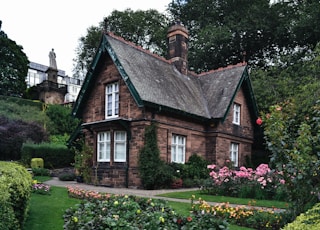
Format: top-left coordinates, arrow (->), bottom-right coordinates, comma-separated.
73,33 -> 258,121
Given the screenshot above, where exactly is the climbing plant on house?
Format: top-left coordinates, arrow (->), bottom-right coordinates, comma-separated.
138,122 -> 173,189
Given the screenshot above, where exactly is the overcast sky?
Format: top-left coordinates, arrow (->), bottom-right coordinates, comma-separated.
0,0 -> 171,76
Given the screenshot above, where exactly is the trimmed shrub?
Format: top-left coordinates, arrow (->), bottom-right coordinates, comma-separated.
31,158 -> 44,168
32,167 -> 50,176
59,173 -> 76,181
21,142 -> 74,168
0,177 -> 18,230
283,203 -> 320,229
0,161 -> 32,230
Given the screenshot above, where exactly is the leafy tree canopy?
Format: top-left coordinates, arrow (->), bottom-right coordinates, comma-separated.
72,9 -> 169,79
0,21 -> 29,96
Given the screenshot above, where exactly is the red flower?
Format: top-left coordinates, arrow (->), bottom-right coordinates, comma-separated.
256,117 -> 263,125
187,216 -> 192,222
177,219 -> 182,224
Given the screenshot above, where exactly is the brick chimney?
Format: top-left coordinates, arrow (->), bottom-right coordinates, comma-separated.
167,21 -> 189,75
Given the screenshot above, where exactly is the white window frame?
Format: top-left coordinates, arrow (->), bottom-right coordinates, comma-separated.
171,134 -> 186,163
97,132 -> 111,162
114,131 -> 126,162
105,82 -> 119,119
233,103 -> 241,125
230,143 -> 239,167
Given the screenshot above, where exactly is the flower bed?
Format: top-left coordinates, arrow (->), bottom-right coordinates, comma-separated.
64,186 -> 291,229
205,163 -> 288,201
64,186 -> 228,229
32,180 -> 51,195
191,196 -> 288,229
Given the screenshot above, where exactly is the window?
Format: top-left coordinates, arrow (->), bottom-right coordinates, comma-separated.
171,134 -> 186,163
105,83 -> 119,118
233,103 -> 241,125
230,143 -> 239,167
97,131 -> 126,163
97,132 -> 111,162
114,131 -> 126,162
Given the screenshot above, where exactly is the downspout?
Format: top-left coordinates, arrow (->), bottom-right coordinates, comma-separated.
125,130 -> 130,188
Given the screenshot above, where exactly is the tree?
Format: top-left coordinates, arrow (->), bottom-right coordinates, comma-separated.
0,21 -> 29,96
138,123 -> 173,189
262,101 -> 320,218
168,0 -> 320,72
251,42 -> 320,114
72,9 -> 169,79
45,104 -> 80,136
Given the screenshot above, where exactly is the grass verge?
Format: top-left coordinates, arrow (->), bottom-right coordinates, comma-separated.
158,190 -> 289,209
23,186 -> 80,230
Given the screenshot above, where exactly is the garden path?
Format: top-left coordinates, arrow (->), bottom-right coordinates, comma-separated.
46,177 -> 285,213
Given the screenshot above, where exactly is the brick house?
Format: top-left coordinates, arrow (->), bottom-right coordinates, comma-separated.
71,22 -> 259,188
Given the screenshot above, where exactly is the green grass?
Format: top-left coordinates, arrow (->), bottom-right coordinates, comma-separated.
158,190 -> 289,209
23,186 -> 80,230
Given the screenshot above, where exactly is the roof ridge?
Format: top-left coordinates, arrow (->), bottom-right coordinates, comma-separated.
106,32 -> 170,64
198,62 -> 247,77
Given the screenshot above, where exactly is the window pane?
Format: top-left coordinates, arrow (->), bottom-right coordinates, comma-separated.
114,131 -> 126,162
97,132 -> 110,162
171,134 -> 186,163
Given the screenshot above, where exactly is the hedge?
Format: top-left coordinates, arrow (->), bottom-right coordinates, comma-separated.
283,202 -> 320,230
21,142 -> 74,168
0,161 -> 32,230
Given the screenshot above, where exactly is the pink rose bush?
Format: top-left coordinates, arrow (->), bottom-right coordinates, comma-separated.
205,163 -> 287,200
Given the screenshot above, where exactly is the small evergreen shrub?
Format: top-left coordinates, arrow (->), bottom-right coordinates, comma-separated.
59,173 -> 76,181
138,123 -> 173,189
30,158 -> 44,168
32,167 -> 50,176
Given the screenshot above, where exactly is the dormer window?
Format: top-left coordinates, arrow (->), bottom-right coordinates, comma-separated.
233,103 -> 241,125
105,82 -> 119,118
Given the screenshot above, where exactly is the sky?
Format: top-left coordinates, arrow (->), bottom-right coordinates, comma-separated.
0,0 -> 171,76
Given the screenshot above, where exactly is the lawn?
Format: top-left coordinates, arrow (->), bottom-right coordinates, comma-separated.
157,190 -> 289,209
23,186 -> 80,230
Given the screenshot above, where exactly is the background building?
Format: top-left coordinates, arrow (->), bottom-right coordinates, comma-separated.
26,61 -> 83,103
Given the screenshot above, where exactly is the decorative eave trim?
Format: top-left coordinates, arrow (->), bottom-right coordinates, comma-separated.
103,35 -> 144,107
221,66 -> 259,122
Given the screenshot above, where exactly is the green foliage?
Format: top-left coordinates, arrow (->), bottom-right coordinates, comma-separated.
32,168 -> 50,176
0,177 -> 18,230
31,158 -> 44,168
73,143 -> 93,183
0,161 -> 32,230
73,9 -> 169,78
45,104 -> 80,136
283,203 -> 320,230
58,173 -> 76,181
138,123 -> 173,189
64,190 -> 229,230
0,96 -> 46,123
49,133 -> 70,145
0,22 -> 29,97
21,142 -> 74,168
251,43 -> 320,114
262,101 -> 320,217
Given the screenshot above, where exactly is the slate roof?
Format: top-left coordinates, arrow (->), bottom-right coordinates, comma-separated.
73,33 -> 258,121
